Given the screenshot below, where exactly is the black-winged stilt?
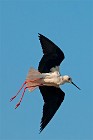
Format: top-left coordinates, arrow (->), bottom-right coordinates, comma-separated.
10,33 -> 80,133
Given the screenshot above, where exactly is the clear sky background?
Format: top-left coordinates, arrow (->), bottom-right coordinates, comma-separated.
0,0 -> 93,140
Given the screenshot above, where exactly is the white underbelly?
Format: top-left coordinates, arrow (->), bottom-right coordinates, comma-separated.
41,71 -> 61,87
42,76 -> 61,86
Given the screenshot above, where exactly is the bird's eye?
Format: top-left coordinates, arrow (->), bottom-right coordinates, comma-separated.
68,77 -> 71,81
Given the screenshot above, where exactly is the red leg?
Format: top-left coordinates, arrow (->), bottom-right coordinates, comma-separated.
10,81 -> 26,102
15,87 -> 26,109
10,78 -> 41,102
15,84 -> 43,109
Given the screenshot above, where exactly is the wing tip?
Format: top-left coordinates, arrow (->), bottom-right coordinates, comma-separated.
38,33 -> 45,39
39,128 -> 43,134
38,33 -> 42,37
39,123 -> 45,134
38,33 -> 43,40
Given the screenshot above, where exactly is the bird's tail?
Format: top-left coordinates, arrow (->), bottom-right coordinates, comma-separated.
26,67 -> 43,91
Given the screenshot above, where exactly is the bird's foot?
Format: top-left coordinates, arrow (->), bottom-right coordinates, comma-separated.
10,79 -> 43,109
10,96 -> 16,102
15,102 -> 20,109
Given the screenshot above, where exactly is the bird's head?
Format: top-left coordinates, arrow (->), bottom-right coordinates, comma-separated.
62,75 -> 80,90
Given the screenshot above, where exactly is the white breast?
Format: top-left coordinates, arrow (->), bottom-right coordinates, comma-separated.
42,70 -> 61,86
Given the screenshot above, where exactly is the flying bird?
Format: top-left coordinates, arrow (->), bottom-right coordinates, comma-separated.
10,33 -> 80,133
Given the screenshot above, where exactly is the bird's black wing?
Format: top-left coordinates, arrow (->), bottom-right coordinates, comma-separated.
38,33 -> 65,73
39,86 -> 65,133
38,34 -> 65,132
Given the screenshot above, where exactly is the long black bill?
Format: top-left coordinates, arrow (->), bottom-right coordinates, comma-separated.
71,82 -> 81,90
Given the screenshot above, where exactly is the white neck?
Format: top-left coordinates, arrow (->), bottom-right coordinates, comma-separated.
60,75 -> 69,85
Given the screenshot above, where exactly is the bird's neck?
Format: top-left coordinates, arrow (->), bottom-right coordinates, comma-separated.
60,76 -> 68,85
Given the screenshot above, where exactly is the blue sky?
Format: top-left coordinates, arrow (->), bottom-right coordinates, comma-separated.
0,0 -> 93,140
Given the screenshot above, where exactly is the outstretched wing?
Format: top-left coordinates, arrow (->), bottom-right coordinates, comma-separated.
38,33 -> 65,73
38,34 -> 65,132
39,86 -> 65,133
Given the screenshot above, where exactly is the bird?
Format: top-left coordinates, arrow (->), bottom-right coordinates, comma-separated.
10,33 -> 80,133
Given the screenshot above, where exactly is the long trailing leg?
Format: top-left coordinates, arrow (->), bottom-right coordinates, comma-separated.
10,67 -> 43,108
10,78 -> 43,109
10,81 -> 26,102
10,78 -> 41,102
15,84 -> 43,109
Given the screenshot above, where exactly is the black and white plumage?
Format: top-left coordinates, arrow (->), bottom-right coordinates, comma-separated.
38,34 -> 65,132
10,33 -> 80,133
